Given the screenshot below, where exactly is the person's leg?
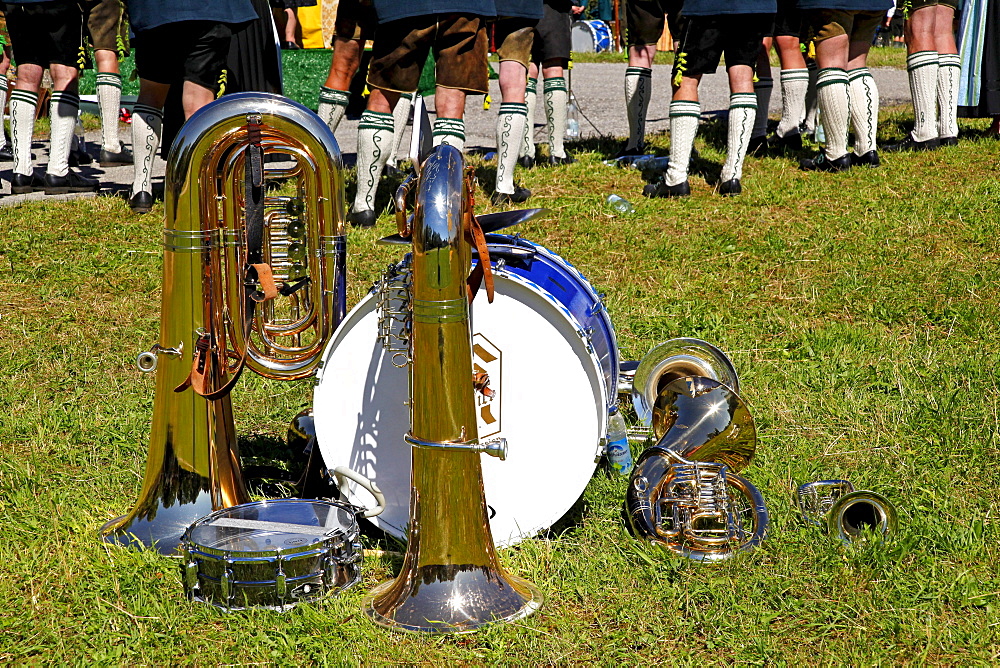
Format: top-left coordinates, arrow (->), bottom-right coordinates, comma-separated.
623,44 -> 656,154
541,60 -> 570,161
661,74 -> 701,190
319,37 -> 361,129
847,40 -> 879,164
180,79 -> 216,119
46,63 -> 82,180
94,48 -> 129,162
901,5 -> 941,145
131,80 -> 169,206
495,58 -> 530,200
0,46 -> 12,157
722,64 -> 757,191
750,40 -> 773,149
431,85 -> 467,149
282,8 -> 299,46
775,34 -> 808,142
10,63 -> 42,185
934,4 -> 960,142
386,91 -> 413,169
351,87 -> 401,224
801,23 -> 851,170
521,61 -> 539,164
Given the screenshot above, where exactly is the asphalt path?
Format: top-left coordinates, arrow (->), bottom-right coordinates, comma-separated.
0,63 -> 910,207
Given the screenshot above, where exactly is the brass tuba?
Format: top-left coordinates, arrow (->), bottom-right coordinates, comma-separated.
101,93 -> 346,554
362,145 -> 542,633
796,480 -> 897,544
625,343 -> 769,561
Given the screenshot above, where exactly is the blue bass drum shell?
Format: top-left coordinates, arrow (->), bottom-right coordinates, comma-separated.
476,233 -> 620,410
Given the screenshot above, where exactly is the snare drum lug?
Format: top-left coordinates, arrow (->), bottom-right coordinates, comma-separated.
221,554 -> 234,608
275,553 -> 287,600
181,544 -> 199,598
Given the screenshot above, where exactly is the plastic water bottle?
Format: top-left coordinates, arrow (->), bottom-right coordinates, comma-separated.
566,94 -> 580,139
606,194 -> 635,215
632,156 -> 670,174
815,108 -> 825,144
606,409 -> 633,476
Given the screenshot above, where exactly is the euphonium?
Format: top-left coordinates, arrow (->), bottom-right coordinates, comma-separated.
625,375 -> 769,561
363,145 -> 542,633
101,93 -> 346,554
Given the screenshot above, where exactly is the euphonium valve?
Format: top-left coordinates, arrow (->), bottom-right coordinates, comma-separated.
796,480 -> 897,544
625,376 -> 769,561
100,93 -> 346,554
362,145 -> 541,633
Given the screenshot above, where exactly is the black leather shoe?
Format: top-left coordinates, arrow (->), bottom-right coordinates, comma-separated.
517,155 -> 535,170
68,148 -> 94,167
939,136 -> 958,147
852,150 -> 880,168
43,170 -> 100,194
799,152 -> 852,172
883,135 -> 940,152
0,145 -> 12,161
490,186 -> 531,205
11,172 -> 43,194
747,135 -> 769,156
642,179 -> 690,198
99,142 -> 133,167
773,131 -> 803,151
348,209 -> 377,228
281,41 -> 301,50
718,178 -> 741,196
129,190 -> 154,214
549,153 -> 576,166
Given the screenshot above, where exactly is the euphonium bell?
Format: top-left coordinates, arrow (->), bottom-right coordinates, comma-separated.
101,93 -> 346,554
796,480 -> 897,544
362,145 -> 542,633
625,376 -> 769,561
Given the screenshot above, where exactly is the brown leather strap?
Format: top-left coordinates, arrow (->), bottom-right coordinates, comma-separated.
464,168 -> 494,304
250,262 -> 279,302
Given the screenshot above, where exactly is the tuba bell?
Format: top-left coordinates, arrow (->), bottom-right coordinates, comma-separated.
796,480 -> 897,544
362,145 -> 542,633
101,93 -> 346,554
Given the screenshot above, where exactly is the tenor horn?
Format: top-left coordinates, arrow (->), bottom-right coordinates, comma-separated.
101,93 -> 346,554
796,480 -> 897,544
625,376 -> 769,561
363,145 -> 542,633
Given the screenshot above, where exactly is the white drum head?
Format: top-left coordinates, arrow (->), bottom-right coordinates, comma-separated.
313,272 -> 607,547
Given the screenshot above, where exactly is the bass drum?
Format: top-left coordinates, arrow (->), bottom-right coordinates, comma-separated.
314,266 -> 608,547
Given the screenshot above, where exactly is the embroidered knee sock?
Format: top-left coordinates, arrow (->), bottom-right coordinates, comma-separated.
722,93 -> 756,182
521,77 -> 537,158
752,75 -> 772,140
847,67 -> 879,156
387,92 -> 413,166
664,100 -> 699,186
432,117 -> 465,150
96,72 -> 122,152
496,102 -> 527,195
543,76 -> 568,158
937,53 -> 961,139
777,67 -> 809,138
10,89 -> 38,177
318,86 -> 350,132
816,68 -> 849,160
353,110 -> 394,213
624,66 -> 652,151
48,91 -> 79,178
131,103 -> 163,194
907,50 -> 939,142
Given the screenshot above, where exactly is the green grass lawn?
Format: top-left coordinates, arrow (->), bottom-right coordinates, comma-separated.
0,107 -> 998,663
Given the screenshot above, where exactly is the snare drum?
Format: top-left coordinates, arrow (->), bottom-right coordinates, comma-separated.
313,246 -> 611,547
180,499 -> 362,611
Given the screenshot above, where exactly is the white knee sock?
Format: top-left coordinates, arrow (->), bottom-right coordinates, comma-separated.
387,92 -> 413,167
543,76 -> 568,158
816,68 -> 849,160
353,110 -> 394,213
96,72 -> 122,152
48,91 -> 79,178
496,102 -> 527,195
777,68 -> 809,138
848,67 -> 879,156
10,89 -> 38,177
521,77 -> 537,158
752,75 -> 772,139
318,87 -> 350,132
0,75 -> 8,151
722,93 -> 756,182
131,103 -> 163,194
907,50 -> 939,142
624,66 -> 652,151
937,53 -> 961,139
664,100 -> 700,186
432,117 -> 465,150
